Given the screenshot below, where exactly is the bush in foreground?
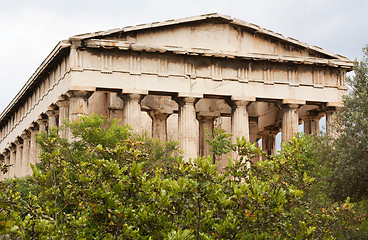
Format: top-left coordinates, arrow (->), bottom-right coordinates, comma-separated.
0,115 -> 364,239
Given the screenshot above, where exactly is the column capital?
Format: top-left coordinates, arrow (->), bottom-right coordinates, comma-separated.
282,103 -> 301,110
121,93 -> 145,102
66,90 -> 93,99
302,111 -> 324,121
197,114 -> 217,122
14,139 -> 23,147
227,96 -> 253,109
21,131 -> 30,140
147,110 -> 171,120
174,96 -> 198,106
8,143 -> 16,152
325,106 -> 338,113
2,148 -> 10,156
46,109 -> 58,117
56,98 -> 70,108
233,100 -> 249,107
36,118 -> 48,126
261,126 -> 280,136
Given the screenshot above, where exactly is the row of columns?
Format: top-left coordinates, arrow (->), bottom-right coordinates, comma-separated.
0,89 -> 339,179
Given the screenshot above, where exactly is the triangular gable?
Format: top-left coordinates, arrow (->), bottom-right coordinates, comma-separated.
70,13 -> 349,62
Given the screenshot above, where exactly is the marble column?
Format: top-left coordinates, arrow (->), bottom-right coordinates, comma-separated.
176,97 -> 198,161
261,129 -> 278,156
21,131 -> 31,177
35,118 -> 48,164
9,145 -> 16,178
0,154 -> 4,180
197,115 -> 215,158
46,108 -> 58,129
121,93 -> 144,132
37,118 -> 48,132
281,104 -> 300,143
29,126 -> 38,171
3,150 -> 10,179
326,107 -> 338,138
56,96 -> 70,138
147,110 -> 171,141
303,114 -> 322,135
231,100 -> 250,159
66,90 -> 92,123
14,139 -> 23,178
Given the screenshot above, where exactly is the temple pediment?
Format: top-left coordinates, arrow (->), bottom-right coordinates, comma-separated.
72,13 -> 350,64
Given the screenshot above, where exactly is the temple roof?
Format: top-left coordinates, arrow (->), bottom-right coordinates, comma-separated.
71,13 -> 351,62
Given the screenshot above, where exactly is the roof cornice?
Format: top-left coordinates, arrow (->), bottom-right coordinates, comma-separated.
84,39 -> 353,69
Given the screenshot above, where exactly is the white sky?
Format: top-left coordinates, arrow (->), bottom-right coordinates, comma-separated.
0,0 -> 367,113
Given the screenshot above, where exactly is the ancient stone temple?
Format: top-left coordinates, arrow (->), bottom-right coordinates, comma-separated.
0,13 -> 352,179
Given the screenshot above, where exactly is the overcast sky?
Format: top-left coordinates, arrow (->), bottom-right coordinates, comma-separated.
0,0 -> 367,113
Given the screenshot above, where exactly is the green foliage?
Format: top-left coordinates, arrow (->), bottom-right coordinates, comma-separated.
315,45 -> 368,204
0,115 -> 363,239
205,128 -> 232,162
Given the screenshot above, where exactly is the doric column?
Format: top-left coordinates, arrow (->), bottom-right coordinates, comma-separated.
56,96 -> 70,138
0,154 -> 4,180
231,100 -> 250,141
9,145 -> 16,178
261,127 -> 279,156
14,139 -> 23,178
3,150 -> 10,179
66,90 -> 93,123
35,118 -> 47,163
303,112 -> 322,135
281,104 -> 300,143
121,93 -> 144,132
37,118 -> 48,133
46,107 -> 58,129
29,125 -> 38,170
326,107 -> 338,138
147,110 -> 171,141
176,97 -> 198,161
21,131 -> 31,177
197,115 -> 216,158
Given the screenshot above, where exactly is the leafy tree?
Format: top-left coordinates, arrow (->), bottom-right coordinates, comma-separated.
325,45 -> 368,201
0,115 -> 361,239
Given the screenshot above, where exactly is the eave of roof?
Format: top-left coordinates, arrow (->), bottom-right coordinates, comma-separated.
70,13 -> 350,62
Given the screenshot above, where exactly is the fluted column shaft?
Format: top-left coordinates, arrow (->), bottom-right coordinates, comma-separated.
4,152 -> 10,179
304,116 -> 321,135
282,104 -> 299,143
46,109 -> 58,129
29,128 -> 38,173
231,100 -> 250,142
231,100 -> 250,158
326,108 -> 338,138
177,97 -> 198,161
148,110 -> 170,141
56,98 -> 70,138
21,133 -> 30,177
198,116 -> 215,158
14,141 -> 23,178
122,93 -> 143,132
9,146 -> 16,178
